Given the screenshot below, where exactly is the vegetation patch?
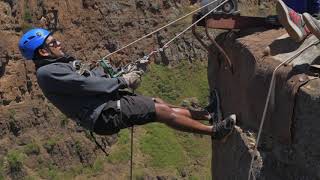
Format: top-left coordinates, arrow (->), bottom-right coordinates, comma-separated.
38,165 -> 60,180
106,129 -> 131,164
8,109 -> 16,120
6,150 -> 26,172
0,158 -> 4,180
176,133 -> 210,159
74,140 -> 82,154
36,155 -> 106,179
43,137 -> 58,153
24,176 -> 37,180
23,0 -> 32,23
59,114 -> 69,128
39,165 -> 81,180
138,61 -> 209,106
68,157 -> 105,177
21,0 -> 33,32
24,142 -> 40,155
140,123 -> 187,169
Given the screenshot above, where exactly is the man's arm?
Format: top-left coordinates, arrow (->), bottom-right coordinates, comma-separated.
37,64 -> 127,95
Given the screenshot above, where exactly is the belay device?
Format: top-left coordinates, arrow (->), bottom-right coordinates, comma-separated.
98,57 -> 148,78
98,58 -> 124,78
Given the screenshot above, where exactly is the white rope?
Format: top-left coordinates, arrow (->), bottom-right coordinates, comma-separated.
101,0 -> 220,59
133,0 -> 229,63
163,0 -> 228,48
247,39 -> 319,180
124,0 -> 229,66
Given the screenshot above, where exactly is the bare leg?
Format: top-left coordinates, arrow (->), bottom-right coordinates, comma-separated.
172,108 -> 210,121
154,103 -> 212,135
153,97 -> 210,121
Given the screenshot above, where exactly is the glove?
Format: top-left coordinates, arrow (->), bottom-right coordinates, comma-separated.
122,70 -> 143,90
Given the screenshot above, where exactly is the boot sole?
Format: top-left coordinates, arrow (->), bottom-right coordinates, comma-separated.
215,115 -> 236,143
276,0 -> 304,42
303,13 -> 320,40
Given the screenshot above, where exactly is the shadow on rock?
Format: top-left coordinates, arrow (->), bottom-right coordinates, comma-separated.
268,37 -> 301,56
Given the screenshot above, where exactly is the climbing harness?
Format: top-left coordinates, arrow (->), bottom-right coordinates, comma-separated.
247,39 -> 320,180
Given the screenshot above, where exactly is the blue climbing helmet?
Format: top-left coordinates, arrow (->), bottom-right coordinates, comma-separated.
19,28 -> 52,60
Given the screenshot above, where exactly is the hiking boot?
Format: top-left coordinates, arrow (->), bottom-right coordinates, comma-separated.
212,114 -> 236,142
205,89 -> 222,124
276,0 -> 310,42
303,13 -> 320,40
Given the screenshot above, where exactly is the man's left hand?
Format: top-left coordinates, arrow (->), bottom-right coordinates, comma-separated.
122,70 -> 143,90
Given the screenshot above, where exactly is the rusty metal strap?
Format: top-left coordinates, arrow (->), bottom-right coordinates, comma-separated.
205,19 -> 234,73
195,14 -> 281,30
191,16 -> 234,73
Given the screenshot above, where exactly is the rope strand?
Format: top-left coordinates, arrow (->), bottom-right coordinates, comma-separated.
163,0 -> 228,49
119,0 -> 229,69
131,0 -> 229,64
101,0 -> 220,59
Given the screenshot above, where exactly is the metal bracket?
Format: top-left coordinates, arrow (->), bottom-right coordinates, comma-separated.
195,14 -> 281,30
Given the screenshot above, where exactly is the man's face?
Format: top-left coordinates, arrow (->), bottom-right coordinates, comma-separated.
38,35 -> 65,58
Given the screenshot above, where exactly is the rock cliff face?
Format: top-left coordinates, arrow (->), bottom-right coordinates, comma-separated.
0,0 -> 209,179
209,28 -> 320,180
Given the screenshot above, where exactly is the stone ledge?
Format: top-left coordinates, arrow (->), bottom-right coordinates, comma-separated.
209,28 -> 320,180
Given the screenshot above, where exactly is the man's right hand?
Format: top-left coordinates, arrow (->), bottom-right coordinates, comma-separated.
122,70 -> 143,90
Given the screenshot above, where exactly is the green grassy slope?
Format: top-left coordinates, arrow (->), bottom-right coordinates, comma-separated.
106,61 -> 212,179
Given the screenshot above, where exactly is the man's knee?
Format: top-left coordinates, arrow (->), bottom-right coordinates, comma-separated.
154,103 -> 176,122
